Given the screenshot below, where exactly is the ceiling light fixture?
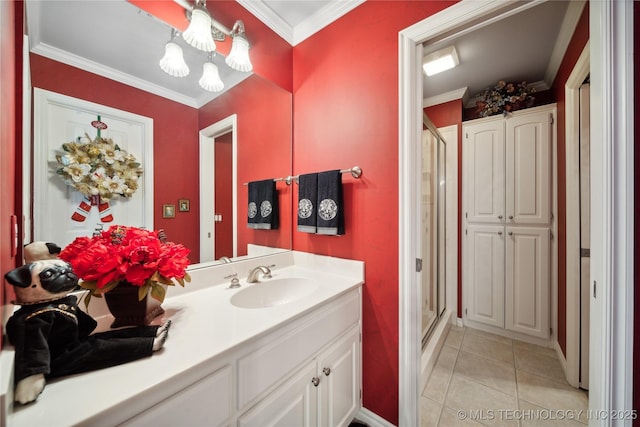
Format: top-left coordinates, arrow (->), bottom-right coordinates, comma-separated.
159,29 -> 190,77
225,21 -> 253,72
182,0 -> 216,52
199,60 -> 224,92
423,45 -> 459,77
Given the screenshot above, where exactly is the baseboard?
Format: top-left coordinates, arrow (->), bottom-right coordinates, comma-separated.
455,316 -> 463,328
356,407 -> 396,427
0,349 -> 14,427
554,339 -> 572,385
420,310 -> 452,392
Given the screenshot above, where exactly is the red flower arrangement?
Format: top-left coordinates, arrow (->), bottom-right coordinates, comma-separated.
59,225 -> 191,306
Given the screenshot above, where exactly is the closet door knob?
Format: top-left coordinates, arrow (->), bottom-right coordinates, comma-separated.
311,377 -> 320,387
323,367 -> 331,376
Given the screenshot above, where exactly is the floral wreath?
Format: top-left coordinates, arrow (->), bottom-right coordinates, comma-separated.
54,126 -> 143,222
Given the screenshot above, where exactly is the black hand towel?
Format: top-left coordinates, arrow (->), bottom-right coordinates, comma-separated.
316,170 -> 344,235
297,173 -> 318,233
247,179 -> 279,230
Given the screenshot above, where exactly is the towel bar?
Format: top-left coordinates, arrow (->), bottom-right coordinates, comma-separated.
243,166 -> 362,186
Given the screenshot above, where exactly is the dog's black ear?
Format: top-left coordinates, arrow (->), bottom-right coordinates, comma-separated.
45,242 -> 62,255
4,265 -> 33,288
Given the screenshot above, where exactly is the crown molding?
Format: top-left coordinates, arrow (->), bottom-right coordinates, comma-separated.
544,0 -> 586,87
291,0 -> 365,46
237,0 -> 364,46
31,42 -> 200,108
423,87 -> 468,108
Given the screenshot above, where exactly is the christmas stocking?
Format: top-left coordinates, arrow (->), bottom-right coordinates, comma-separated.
98,201 -> 113,222
71,197 -> 92,222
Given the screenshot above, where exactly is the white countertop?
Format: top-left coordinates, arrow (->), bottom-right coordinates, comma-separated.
3,251 -> 364,427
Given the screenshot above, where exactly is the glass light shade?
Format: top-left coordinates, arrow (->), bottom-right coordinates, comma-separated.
199,62 -> 224,92
225,34 -> 252,72
159,42 -> 190,77
422,45 -> 459,77
182,8 -> 216,52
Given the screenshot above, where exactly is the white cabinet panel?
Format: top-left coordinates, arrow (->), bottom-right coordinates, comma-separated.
466,225 -> 505,328
317,327 -> 360,427
238,363 -> 318,427
121,365 -> 232,427
505,227 -> 550,339
465,119 -> 505,223
505,110 -> 551,224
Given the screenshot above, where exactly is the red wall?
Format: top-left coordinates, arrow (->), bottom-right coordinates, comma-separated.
198,75 -> 293,254
0,0 -> 22,348
214,132 -> 233,258
550,5 -> 589,356
424,100 -> 463,317
292,2 -> 455,424
29,54 -> 201,263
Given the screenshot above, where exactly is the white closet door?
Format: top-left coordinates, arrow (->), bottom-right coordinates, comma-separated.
505,227 -> 550,339
505,110 -> 552,225
466,224 -> 505,328
464,119 -> 505,223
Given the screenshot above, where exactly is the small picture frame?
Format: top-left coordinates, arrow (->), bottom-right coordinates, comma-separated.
179,199 -> 190,212
163,204 -> 175,218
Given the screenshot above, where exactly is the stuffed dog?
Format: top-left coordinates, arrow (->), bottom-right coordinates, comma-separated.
4,259 -> 171,404
23,241 -> 62,264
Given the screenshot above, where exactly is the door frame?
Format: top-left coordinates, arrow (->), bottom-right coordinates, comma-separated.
398,1 -> 634,425
198,114 -> 238,263
563,42 -> 590,388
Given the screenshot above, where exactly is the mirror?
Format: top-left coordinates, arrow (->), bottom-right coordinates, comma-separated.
25,1 -> 293,268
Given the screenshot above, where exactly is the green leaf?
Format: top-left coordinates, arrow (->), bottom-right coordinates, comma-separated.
138,283 -> 150,301
150,283 -> 166,302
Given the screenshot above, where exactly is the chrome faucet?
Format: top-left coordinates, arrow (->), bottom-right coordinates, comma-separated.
218,256 -> 232,263
247,265 -> 272,283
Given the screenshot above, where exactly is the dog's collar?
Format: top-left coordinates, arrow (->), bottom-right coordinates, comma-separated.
11,295 -> 72,306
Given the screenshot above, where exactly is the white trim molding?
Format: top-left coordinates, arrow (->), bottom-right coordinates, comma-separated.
199,114 -> 238,263
588,0 -> 634,419
563,42 -> 590,389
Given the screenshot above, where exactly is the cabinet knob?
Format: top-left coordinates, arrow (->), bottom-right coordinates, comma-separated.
498,231 -> 503,235
508,231 -> 513,236
311,377 -> 320,387
498,215 -> 503,219
323,367 -> 331,376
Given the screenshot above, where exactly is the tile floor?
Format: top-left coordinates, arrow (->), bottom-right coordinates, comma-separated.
421,326 -> 589,426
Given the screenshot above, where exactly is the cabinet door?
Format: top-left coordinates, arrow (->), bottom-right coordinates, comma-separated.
238,363 -> 318,427
464,119 -> 505,223
505,227 -> 550,339
505,110 -> 552,225
317,327 -> 360,427
121,365 -> 233,427
465,225 -> 505,328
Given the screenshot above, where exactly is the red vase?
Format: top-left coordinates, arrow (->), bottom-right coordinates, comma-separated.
103,282 -> 165,328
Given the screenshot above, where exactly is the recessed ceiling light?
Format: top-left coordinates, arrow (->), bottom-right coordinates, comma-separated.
423,46 -> 459,77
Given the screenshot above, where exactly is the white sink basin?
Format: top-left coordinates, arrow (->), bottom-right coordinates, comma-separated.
231,278 -> 318,309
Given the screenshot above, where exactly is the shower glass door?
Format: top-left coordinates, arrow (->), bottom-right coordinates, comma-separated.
421,119 -> 446,348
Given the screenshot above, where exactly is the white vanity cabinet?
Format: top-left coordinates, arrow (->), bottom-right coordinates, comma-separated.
238,326 -> 360,427
120,287 -> 362,427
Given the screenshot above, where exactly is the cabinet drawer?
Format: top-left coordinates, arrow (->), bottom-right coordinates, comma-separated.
237,289 -> 360,409
121,365 -> 233,427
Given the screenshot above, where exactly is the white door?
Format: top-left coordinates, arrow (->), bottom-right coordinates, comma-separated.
579,83 -> 590,390
317,327 -> 360,427
33,89 -> 153,248
237,362 -> 318,427
464,119 -> 505,224
505,110 -> 552,225
504,227 -> 550,339
465,224 -> 505,328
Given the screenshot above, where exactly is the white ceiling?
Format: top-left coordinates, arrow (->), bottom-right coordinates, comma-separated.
26,0 -> 585,109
